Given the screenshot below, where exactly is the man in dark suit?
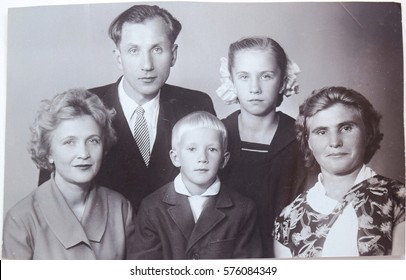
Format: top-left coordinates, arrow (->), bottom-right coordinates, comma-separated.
39,5 -> 215,212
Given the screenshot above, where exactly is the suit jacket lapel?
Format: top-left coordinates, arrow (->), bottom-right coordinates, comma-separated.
150,85 -> 177,161
164,184 -> 195,240
148,85 -> 179,186
186,187 -> 232,251
104,82 -> 177,170
102,80 -> 147,167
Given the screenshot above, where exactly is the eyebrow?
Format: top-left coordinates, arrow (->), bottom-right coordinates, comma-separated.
126,41 -> 168,47
310,121 -> 359,133
60,134 -> 101,140
235,70 -> 277,75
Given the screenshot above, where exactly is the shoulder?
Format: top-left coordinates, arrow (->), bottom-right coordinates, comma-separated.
5,186 -> 44,223
88,79 -> 120,99
97,185 -> 130,203
278,191 -> 308,219
221,111 -> 241,148
221,110 -> 240,128
368,174 -> 404,185
362,175 -> 405,199
139,182 -> 174,207
95,186 -> 134,217
161,84 -> 212,103
277,111 -> 296,128
272,111 -> 299,149
221,184 -> 255,209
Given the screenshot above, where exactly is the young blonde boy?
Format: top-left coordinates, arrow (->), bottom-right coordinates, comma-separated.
130,111 -> 262,259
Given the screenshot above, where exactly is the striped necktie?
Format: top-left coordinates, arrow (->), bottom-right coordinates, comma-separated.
133,106 -> 150,166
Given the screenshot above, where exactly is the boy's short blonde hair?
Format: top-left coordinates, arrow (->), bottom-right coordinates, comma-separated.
171,111 -> 228,151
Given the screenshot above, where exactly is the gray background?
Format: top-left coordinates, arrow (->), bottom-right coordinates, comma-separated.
3,1 -> 404,215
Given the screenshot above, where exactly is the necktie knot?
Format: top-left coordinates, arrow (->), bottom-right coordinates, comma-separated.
136,106 -> 145,116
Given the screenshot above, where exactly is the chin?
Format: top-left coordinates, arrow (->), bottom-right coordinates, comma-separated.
72,175 -> 96,185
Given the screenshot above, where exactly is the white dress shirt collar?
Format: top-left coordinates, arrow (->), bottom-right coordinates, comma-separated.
174,174 -> 221,222
117,78 -> 160,150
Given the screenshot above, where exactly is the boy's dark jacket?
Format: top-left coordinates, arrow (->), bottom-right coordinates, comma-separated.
129,182 -> 263,259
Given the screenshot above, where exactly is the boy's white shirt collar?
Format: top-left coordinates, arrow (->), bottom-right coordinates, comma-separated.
174,173 -> 221,197
174,174 -> 221,222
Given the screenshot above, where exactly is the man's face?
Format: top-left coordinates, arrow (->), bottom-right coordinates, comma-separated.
114,17 -> 177,104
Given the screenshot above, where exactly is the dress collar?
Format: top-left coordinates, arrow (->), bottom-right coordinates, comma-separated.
224,110 -> 296,157
36,175 -> 108,249
307,165 -> 376,214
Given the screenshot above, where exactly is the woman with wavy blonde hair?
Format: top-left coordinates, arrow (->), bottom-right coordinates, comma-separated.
3,88 -> 135,259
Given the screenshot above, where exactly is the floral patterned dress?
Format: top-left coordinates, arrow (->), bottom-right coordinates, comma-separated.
273,175 -> 405,257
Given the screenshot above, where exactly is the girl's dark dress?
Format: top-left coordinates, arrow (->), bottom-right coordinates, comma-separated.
220,110 -> 308,257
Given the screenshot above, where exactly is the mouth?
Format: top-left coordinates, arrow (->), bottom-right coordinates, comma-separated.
74,164 -> 93,170
327,153 -> 348,158
195,168 -> 209,172
248,99 -> 264,102
139,77 -> 157,83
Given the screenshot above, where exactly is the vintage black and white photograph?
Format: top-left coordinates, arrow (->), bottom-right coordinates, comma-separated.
1,0 -> 404,266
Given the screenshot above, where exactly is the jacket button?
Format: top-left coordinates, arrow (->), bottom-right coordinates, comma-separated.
192,253 -> 200,259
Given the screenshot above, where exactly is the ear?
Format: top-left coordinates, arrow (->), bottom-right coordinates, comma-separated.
48,155 -> 54,164
113,49 -> 123,70
170,44 -> 178,67
169,149 -> 181,168
220,152 -> 230,169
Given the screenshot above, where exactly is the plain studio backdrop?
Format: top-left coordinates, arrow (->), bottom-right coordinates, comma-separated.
3,1 -> 404,216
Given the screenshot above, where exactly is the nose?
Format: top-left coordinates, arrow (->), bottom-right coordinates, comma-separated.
249,78 -> 261,94
328,132 -> 343,148
197,150 -> 208,163
77,143 -> 90,159
141,52 -> 154,72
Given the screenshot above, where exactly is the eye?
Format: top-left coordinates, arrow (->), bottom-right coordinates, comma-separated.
63,139 -> 75,145
152,47 -> 163,54
208,147 -> 218,152
341,125 -> 353,133
187,147 -> 196,152
61,137 -> 76,146
261,73 -> 274,80
88,137 -> 101,145
128,48 -> 139,55
313,129 -> 327,136
237,74 -> 248,80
